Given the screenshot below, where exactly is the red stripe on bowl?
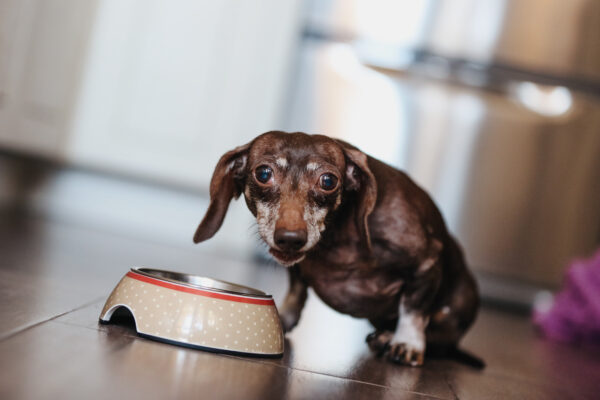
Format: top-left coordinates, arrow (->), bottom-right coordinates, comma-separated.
126,271 -> 275,306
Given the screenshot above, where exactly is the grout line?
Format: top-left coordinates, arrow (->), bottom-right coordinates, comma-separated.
0,296 -> 106,342
54,320 -> 141,341
245,362 -> 449,400
444,372 -> 460,400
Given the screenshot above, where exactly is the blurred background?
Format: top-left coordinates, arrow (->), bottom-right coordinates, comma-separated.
1,0 -> 600,310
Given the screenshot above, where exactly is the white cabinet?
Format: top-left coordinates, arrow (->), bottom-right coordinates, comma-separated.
0,0 -> 302,188
0,0 -> 97,156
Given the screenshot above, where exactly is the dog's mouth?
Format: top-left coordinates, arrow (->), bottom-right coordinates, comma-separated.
268,248 -> 306,266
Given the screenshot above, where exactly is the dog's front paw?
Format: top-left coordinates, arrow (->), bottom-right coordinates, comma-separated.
366,330 -> 425,366
387,342 -> 425,366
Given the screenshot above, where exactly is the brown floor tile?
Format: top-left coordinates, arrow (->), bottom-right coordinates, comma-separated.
446,369 -> 583,400
0,212 -> 286,338
268,295 -> 458,399
56,300 -> 456,398
59,296 -> 600,400
461,308 -> 600,400
0,321 -> 437,400
56,297 -> 457,399
0,268 -> 103,339
3,209 -> 600,399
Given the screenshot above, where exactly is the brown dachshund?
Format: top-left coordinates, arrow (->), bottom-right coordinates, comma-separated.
194,131 -> 481,367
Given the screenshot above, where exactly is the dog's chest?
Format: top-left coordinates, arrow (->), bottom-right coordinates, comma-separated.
300,261 -> 404,319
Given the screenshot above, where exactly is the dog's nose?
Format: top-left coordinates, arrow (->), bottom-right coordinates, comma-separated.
274,228 -> 307,252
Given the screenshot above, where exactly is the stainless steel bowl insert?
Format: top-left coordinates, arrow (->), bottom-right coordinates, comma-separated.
132,267 -> 272,298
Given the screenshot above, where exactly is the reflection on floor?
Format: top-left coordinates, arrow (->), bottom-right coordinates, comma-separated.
1,208 -> 599,399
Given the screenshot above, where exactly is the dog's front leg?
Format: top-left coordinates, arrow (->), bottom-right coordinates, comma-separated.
392,262 -> 442,366
368,256 -> 442,366
278,265 -> 308,332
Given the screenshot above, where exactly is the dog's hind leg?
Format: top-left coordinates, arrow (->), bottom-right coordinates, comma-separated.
427,235 -> 479,348
424,236 -> 483,367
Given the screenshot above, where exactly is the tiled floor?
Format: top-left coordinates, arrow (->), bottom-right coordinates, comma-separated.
1,209 -> 599,399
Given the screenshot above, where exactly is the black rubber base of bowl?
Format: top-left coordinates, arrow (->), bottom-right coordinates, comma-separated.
99,319 -> 283,358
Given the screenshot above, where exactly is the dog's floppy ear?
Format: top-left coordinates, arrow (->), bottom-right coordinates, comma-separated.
335,140 -> 377,253
193,142 -> 251,244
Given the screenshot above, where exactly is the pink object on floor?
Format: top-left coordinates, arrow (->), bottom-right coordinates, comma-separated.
533,249 -> 600,344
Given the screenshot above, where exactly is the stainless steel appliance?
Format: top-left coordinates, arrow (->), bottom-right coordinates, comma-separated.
284,0 -> 600,305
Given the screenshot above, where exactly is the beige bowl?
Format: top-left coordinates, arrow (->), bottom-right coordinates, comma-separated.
99,267 -> 284,357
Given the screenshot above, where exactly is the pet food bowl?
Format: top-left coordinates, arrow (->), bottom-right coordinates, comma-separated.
99,267 -> 284,357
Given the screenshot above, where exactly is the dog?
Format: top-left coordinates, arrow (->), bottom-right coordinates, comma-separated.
194,131 -> 481,367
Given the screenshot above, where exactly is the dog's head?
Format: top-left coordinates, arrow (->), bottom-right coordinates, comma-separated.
193,131 -> 376,266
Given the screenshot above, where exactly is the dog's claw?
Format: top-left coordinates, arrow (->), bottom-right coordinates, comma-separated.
387,342 -> 424,367
366,330 -> 393,356
367,331 -> 425,366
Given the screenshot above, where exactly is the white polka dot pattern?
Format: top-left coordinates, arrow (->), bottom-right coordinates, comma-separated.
100,275 -> 284,355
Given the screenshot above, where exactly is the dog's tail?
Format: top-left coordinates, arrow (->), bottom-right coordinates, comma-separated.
427,346 -> 486,369
448,347 -> 485,369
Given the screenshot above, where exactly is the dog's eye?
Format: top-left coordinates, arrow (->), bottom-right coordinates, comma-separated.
319,173 -> 338,191
255,165 -> 273,184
